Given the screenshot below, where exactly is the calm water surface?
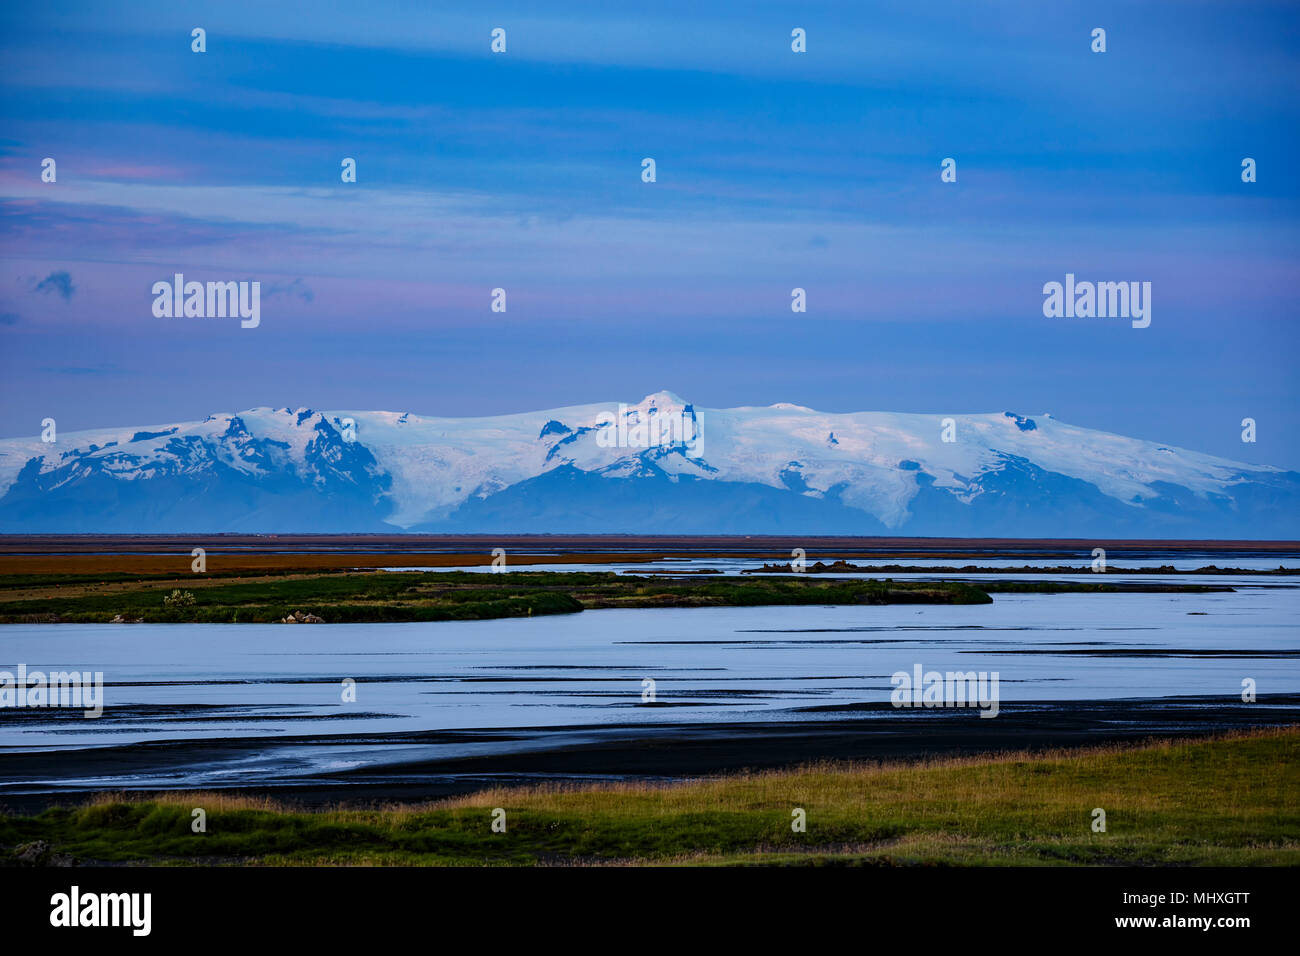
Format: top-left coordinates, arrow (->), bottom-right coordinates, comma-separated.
1,564 -> 1296,793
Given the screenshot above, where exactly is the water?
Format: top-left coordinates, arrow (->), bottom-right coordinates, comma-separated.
380,554 -> 1299,578
1,566 -> 1296,795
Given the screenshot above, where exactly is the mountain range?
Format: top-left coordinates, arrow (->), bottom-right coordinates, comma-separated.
1,391 -> 1295,537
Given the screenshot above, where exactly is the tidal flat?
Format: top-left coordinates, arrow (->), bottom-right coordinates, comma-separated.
2,730 -> 1295,866
1,538 -> 1295,835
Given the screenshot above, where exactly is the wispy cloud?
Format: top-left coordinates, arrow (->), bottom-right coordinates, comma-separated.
263,278 -> 314,303
33,270 -> 74,300
0,1 -> 1296,470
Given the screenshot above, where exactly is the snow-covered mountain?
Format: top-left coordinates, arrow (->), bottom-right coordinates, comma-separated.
1,391 -> 1296,537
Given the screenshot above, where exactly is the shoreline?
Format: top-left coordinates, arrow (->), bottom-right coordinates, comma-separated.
5,728 -> 1296,868
2,535 -> 1298,578
5,533 -> 1298,554
0,566 -> 1244,624
3,695 -> 1296,813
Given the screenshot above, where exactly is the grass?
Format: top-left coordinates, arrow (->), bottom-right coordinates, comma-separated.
0,570 -> 995,623
0,566 -> 1230,624
2,729 -> 1295,866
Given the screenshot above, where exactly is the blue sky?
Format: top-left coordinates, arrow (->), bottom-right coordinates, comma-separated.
1,0 -> 1298,467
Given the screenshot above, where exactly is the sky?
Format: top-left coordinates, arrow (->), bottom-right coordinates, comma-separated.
1,0 -> 1297,468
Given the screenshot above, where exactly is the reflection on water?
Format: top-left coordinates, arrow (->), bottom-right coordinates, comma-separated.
1,566 -> 1296,793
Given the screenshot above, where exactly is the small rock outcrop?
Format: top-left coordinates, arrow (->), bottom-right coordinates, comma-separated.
11,841 -> 76,867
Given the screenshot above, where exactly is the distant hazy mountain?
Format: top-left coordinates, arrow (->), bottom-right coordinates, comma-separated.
1,391 -> 1295,537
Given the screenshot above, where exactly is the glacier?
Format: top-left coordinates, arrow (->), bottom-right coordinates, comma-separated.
0,391 -> 1295,537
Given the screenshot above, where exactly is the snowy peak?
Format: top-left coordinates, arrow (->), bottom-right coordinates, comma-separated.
0,394 -> 1294,536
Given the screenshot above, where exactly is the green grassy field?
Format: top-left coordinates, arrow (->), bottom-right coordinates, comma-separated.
0,570 -> 998,623
0,566 -> 1235,624
3,729 -> 1295,866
